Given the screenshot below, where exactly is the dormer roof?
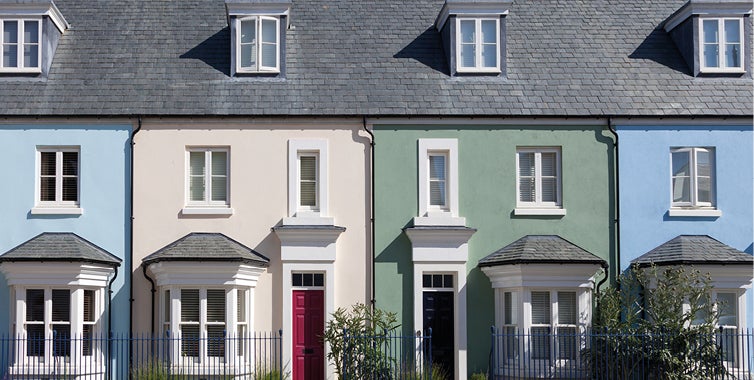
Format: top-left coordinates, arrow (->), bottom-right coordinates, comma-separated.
435,0 -> 511,31
0,0 -> 68,33
664,0 -> 752,32
225,0 -> 291,26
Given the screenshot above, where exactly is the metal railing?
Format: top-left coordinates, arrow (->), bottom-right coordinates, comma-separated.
341,329 -> 433,380
490,327 -> 754,380
0,331 -> 283,379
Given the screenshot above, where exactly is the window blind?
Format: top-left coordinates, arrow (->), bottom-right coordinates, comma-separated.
206,289 -> 226,323
210,151 -> 227,202
51,289 -> 70,322
518,152 -> 535,202
40,152 -> 56,201
83,290 -> 95,323
26,289 -> 45,322
189,152 -> 206,201
181,289 -> 200,322
299,155 -> 317,207
557,292 -> 577,325
61,152 -> 78,202
531,291 -> 550,325
429,154 -> 447,206
540,152 -> 557,202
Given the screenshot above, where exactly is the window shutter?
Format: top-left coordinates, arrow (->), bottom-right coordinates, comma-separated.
429,154 -> 446,206
189,152 -> 206,201
51,289 -> 70,322
261,18 -> 278,68
240,18 -> 257,69
206,289 -> 226,323
26,289 -> 45,322
531,291 -> 550,324
557,292 -> 577,325
299,155 -> 317,207
180,289 -> 199,322
210,151 -> 227,202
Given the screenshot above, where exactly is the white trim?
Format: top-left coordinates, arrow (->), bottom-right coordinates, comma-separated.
180,207 -> 234,216
664,1 -> 752,32
416,139 -> 463,226
30,207 -> 83,215
287,139 -> 329,219
0,262 -> 116,287
34,146 -> 80,209
274,226 -> 343,262
513,208 -> 566,216
435,0 -> 511,31
698,17 -> 745,73
0,2 -> 69,33
455,17 -> 502,73
668,208 -> 722,217
148,262 -> 265,288
515,147 -> 563,211
670,147 -> 716,209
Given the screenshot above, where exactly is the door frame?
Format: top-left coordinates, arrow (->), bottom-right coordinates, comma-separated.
413,262 -> 467,380
283,263 -> 334,380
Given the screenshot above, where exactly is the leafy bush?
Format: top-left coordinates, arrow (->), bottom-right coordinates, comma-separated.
322,303 -> 400,380
585,265 -> 730,380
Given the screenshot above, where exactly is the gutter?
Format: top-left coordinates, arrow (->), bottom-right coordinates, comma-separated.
362,117 -> 376,309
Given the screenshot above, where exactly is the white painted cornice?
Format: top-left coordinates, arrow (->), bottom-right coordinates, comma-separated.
0,1 -> 69,33
148,261 -> 265,287
641,264 -> 753,290
0,262 -> 115,287
435,0 -> 511,31
225,0 -> 291,27
274,225 -> 344,262
406,227 -> 475,263
481,263 -> 602,289
664,0 -> 752,32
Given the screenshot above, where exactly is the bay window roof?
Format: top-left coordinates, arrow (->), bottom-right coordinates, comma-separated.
142,232 -> 270,267
0,232 -> 121,267
632,235 -> 753,267
478,235 -> 607,268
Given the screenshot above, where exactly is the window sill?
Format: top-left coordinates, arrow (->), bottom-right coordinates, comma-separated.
181,207 -> 234,216
30,207 -> 83,215
668,208 -> 722,217
514,208 -> 566,216
0,68 -> 42,74
456,67 -> 501,74
699,67 -> 745,74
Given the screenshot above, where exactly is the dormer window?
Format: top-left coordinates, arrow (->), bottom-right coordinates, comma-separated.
238,16 -> 280,73
0,1 -> 68,75
226,0 -> 290,77
700,17 -> 743,73
457,17 -> 500,72
663,0 -> 750,76
435,0 -> 510,76
1,19 -> 41,72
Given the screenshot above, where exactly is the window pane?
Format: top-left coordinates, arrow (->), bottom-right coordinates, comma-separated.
300,156 -> 317,207
62,177 -> 78,201
482,44 -> 496,68
241,44 -> 255,68
557,326 -> 577,360
558,292 -> 577,325
718,293 -> 737,327
313,273 -> 324,287
3,45 -> 17,67
704,44 -> 719,67
504,292 -> 512,325
303,273 -> 313,286
4,20 -> 18,42
724,20 -> 740,43
300,156 -> 317,181
292,273 -> 302,287
460,20 -> 474,43
26,289 -> 45,322
429,155 -> 446,180
164,290 -> 171,323
237,289 -> 246,322
211,177 -> 227,202
518,152 -> 535,176
40,152 -> 56,175
62,152 -> 78,175
51,289 -> 70,322
541,153 -> 556,176
531,292 -> 550,324
481,20 -> 496,43
430,180 -> 446,206
725,43 -> 741,68
24,21 -> 38,43
672,151 -> 690,176
261,43 -> 277,68
83,290 -> 95,322
190,177 -> 205,201
423,274 -> 431,288
40,177 -> 56,201
671,151 -> 690,203
189,152 -> 205,176
261,19 -> 277,43
531,326 -> 551,360
443,274 -> 453,288
541,178 -> 557,202
703,20 -> 718,43
519,178 -> 535,202
432,274 -> 443,288
460,44 -> 475,68
211,151 -> 226,176
206,289 -> 226,323
27,324 -> 45,357
23,44 -> 38,67
181,325 -> 199,357
241,19 -> 255,43
52,324 -> 70,357
181,289 -> 199,322
207,325 -> 225,357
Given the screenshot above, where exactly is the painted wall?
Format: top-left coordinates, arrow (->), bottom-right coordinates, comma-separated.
617,123 -> 754,326
131,120 -> 370,334
0,122 -> 132,334
373,123 -> 615,375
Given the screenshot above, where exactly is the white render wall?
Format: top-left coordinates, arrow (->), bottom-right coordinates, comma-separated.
131,118 -> 370,334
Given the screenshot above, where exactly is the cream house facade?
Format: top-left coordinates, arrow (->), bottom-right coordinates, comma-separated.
132,118 -> 371,380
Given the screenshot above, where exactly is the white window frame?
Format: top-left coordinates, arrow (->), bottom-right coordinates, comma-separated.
669,147 -> 715,209
515,147 -> 565,216
699,17 -> 745,73
161,286 -> 251,366
184,147 -> 231,213
287,139 -> 328,220
297,151 -> 320,212
455,17 -> 501,73
236,16 -> 280,74
416,139 -> 463,226
427,151 -> 449,210
0,18 -> 42,73
12,286 -> 104,367
32,147 -> 82,215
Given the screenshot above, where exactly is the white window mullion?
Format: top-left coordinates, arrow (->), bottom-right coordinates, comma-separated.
534,152 -> 542,204
55,151 -> 63,204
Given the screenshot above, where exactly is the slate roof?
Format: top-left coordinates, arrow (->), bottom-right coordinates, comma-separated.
478,235 -> 607,267
0,232 -> 121,266
142,233 -> 270,267
0,0 -> 751,116
632,235 -> 753,267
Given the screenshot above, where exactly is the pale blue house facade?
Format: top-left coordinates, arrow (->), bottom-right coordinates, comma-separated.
617,121 -> 754,329
0,123 -> 132,337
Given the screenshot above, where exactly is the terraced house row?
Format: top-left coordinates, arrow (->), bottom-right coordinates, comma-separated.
0,0 -> 751,379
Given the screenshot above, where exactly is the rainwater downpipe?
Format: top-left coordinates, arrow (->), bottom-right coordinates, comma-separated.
596,117 -> 619,299
142,264 -> 156,337
106,265 -> 118,380
129,117 -> 142,364
362,116 -> 376,309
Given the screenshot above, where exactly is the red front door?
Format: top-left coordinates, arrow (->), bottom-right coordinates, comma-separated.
293,290 -> 325,380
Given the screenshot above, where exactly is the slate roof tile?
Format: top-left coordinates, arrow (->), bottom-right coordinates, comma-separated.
142,233 -> 270,267
0,232 -> 121,266
478,235 -> 607,267
631,235 -> 753,267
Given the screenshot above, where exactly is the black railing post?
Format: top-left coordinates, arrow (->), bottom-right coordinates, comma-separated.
279,329 -> 283,380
